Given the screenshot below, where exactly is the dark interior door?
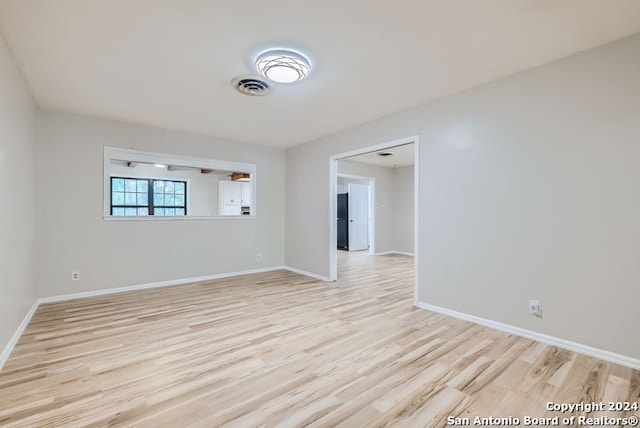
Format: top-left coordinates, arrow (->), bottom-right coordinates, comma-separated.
337,193 -> 349,250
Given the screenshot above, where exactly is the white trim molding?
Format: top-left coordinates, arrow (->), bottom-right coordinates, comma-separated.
374,251 -> 414,257
284,266 -> 331,282
329,135 -> 419,282
1,265 -> 332,371
416,301 -> 640,370
39,267 -> 287,304
0,301 -> 39,372
4,270 -> 636,372
103,146 -> 258,219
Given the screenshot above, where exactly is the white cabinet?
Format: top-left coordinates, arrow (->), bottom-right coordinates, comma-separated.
219,181 -> 252,216
241,182 -> 252,207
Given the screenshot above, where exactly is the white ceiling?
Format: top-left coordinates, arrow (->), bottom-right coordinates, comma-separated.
1,1 -> 640,148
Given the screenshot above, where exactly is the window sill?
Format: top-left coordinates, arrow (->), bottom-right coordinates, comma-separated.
103,215 -> 256,222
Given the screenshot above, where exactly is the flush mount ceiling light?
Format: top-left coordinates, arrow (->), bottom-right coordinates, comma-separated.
255,49 -> 311,83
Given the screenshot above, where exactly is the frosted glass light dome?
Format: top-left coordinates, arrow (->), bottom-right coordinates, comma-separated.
255,49 -> 311,83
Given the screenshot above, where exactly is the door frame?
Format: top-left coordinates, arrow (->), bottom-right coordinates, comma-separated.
328,135 -> 420,305
338,174 -> 375,254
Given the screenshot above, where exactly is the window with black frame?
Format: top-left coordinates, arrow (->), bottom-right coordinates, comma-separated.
111,177 -> 187,216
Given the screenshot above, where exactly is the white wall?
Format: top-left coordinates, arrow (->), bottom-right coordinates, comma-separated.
0,33 -> 37,351
36,110 -> 285,297
286,34 -> 640,358
391,165 -> 414,254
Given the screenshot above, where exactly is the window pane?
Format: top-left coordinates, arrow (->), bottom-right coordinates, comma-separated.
125,192 -> 136,205
137,193 -> 148,205
112,178 -> 125,192
112,191 -> 124,205
111,178 -> 188,216
125,179 -> 137,192
112,178 -> 187,217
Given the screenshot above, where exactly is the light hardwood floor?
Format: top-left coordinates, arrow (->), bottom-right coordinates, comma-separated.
0,251 -> 638,427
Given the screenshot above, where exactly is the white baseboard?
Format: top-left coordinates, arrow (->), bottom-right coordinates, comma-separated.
0,301 -> 39,372
6,273 -> 636,372
1,265 -> 330,371
416,301 -> 640,370
374,251 -> 414,257
284,266 -> 330,282
39,266 -> 287,304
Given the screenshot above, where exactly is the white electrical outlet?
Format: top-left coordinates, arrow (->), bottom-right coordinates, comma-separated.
71,271 -> 80,281
528,299 -> 541,317
256,254 -> 262,262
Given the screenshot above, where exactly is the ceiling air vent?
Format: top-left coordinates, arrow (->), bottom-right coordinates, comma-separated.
231,76 -> 271,96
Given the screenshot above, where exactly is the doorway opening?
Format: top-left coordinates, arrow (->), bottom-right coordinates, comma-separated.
329,136 -> 419,303
336,175 -> 374,254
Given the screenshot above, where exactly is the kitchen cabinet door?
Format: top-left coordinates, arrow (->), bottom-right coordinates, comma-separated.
219,181 -> 242,215
241,182 -> 252,206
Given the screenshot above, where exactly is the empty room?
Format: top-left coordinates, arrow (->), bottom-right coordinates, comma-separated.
1,1 -> 639,427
